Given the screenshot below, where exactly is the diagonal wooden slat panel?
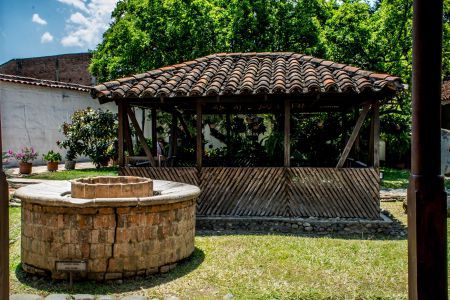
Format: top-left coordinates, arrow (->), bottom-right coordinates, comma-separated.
120,166 -> 380,219
199,167 -> 288,217
287,168 -> 380,218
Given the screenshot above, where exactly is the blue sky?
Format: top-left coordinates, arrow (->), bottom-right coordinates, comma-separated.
0,0 -> 118,64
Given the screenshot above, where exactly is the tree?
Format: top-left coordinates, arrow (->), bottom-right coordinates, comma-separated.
90,0 -> 450,167
90,0 -> 328,82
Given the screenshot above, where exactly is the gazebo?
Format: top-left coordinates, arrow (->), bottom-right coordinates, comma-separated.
91,52 -> 403,220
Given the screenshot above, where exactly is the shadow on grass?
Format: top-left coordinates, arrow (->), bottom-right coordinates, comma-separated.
14,247 -> 205,295
196,211 -> 408,241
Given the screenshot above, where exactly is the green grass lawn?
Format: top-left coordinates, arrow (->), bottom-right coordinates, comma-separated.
27,167 -> 118,180
9,167 -> 449,298
381,168 -> 450,189
8,202 -> 449,299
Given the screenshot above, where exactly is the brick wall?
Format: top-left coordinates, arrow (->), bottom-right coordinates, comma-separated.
21,199 -> 196,281
0,53 -> 94,86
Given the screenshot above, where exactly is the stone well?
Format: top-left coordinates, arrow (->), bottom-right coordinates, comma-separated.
71,176 -> 153,199
14,177 -> 200,281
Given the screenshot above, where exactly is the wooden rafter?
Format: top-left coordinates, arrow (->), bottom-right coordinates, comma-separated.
124,107 -> 134,156
126,106 -> 156,167
336,104 -> 371,168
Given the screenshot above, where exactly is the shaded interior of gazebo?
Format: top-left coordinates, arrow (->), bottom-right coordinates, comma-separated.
92,52 -> 403,220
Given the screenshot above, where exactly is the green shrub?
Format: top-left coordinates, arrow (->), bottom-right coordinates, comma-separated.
59,108 -> 118,168
42,150 -> 62,162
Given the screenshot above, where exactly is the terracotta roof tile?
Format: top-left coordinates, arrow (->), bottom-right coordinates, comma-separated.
91,52 -> 403,100
0,73 -> 90,92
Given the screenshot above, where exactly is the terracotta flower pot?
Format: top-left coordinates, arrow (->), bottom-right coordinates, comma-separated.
47,162 -> 59,172
65,160 -> 76,170
19,162 -> 32,175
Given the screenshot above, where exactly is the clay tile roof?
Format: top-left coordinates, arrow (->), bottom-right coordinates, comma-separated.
443,80 -> 450,103
0,73 -> 90,92
91,52 -> 403,100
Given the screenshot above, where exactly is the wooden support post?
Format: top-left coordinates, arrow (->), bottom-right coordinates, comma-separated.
175,111 -> 192,140
151,108 -> 157,156
284,99 -> 291,167
0,106 -> 9,300
168,112 -> 178,158
126,106 -> 156,167
353,108 -> 361,159
141,108 -> 146,136
408,0 -> 447,298
117,102 -> 125,167
226,112 -> 231,162
196,102 -> 203,170
336,104 -> 370,168
369,101 -> 380,169
124,105 -> 134,156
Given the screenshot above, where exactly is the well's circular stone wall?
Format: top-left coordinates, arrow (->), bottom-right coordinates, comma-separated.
15,179 -> 200,281
71,176 -> 153,199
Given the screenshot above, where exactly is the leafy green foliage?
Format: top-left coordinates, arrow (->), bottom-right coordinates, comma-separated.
205,114 -> 284,166
90,0 -> 328,82
42,150 -> 62,163
90,0 -> 450,167
59,108 -> 118,168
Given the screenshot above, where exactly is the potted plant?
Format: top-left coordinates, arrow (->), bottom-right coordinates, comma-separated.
43,150 -> 62,172
64,149 -> 77,170
7,147 -> 38,175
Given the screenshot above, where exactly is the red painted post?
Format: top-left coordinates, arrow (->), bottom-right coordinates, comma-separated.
408,0 -> 447,299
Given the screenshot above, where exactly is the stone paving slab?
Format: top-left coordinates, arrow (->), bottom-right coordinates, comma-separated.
97,296 -> 117,300
10,294 -> 232,299
44,295 -> 70,300
10,295 -> 44,300
11,296 -> 147,300
73,295 -> 96,300
380,188 -> 407,202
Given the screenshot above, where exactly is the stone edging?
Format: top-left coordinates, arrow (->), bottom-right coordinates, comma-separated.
196,214 -> 407,237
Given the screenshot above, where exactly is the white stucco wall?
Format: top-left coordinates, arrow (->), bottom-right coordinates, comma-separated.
0,82 -> 117,166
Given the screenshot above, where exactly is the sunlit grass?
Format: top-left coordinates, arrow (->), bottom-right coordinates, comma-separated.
8,168 -> 449,299
27,167 -> 118,180
9,202 -> 441,299
381,167 -> 450,189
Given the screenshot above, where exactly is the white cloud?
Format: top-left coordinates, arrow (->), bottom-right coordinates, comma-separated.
69,12 -> 90,26
32,13 -> 47,25
59,0 -> 118,48
57,0 -> 88,13
61,35 -> 81,47
41,32 -> 54,43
